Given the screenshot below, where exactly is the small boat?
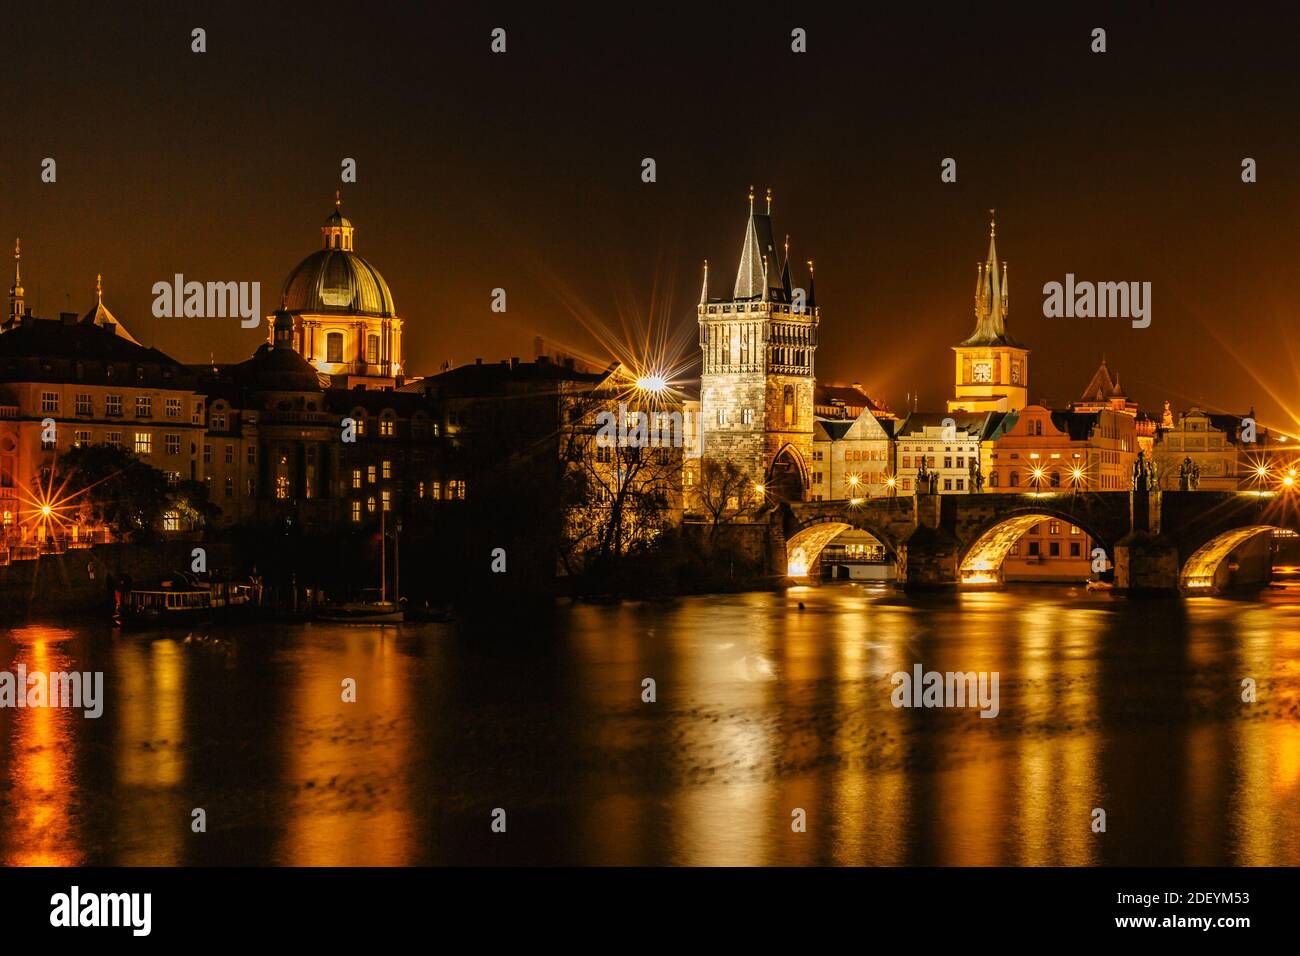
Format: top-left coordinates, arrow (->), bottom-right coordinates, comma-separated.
317,594 -> 404,623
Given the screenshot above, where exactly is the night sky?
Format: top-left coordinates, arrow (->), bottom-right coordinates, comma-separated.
4,3 -> 1300,428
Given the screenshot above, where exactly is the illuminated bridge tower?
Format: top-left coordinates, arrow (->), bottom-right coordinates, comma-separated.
698,187 -> 819,501
948,210 -> 1029,414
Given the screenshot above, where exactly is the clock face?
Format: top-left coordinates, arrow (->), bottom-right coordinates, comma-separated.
972,361 -> 992,383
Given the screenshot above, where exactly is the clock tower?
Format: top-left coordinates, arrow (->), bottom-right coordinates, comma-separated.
948,211 -> 1029,413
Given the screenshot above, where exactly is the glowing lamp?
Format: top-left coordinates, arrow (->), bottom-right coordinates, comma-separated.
636,375 -> 667,393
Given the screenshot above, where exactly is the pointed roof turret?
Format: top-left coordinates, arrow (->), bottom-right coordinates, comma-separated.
1080,357 -> 1118,401
959,209 -> 1024,348
699,258 -> 709,305
81,273 -> 142,345
806,259 -> 816,311
780,234 -> 792,295
732,185 -> 781,300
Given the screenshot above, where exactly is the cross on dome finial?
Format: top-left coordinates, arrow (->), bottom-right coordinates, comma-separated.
989,208 -> 997,237
335,189 -> 341,208
96,273 -> 103,302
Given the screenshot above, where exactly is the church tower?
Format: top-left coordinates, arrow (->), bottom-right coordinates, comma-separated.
8,239 -> 24,324
698,187 -> 818,500
949,211 -> 1029,413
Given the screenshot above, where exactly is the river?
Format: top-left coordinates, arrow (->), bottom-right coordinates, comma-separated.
2,583 -> 1299,865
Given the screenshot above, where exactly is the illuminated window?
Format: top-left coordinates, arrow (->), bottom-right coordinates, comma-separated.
134,432 -> 152,455
353,412 -> 366,436
166,398 -> 181,419
366,335 -> 379,364
351,469 -> 362,489
163,511 -> 179,531
41,391 -> 59,413
448,480 -> 465,500
1049,520 -> 1061,535
366,495 -> 376,513
326,332 -> 344,364
430,480 -> 442,500
135,396 -> 152,418
382,460 -> 392,479
380,412 -> 395,437
381,490 -> 391,512
166,471 -> 180,488
367,465 -> 376,484
418,481 -> 425,498
351,500 -> 361,523
276,475 -> 290,499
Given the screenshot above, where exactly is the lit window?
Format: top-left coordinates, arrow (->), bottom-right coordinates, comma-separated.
41,391 -> 59,413
166,398 -> 181,419
134,432 -> 152,455
135,396 -> 152,418
430,481 -> 442,500
352,469 -> 362,489
368,465 -> 376,484
276,475 -> 290,499
367,496 -> 376,513
380,415 -> 395,437
162,511 -> 179,531
382,460 -> 392,479
381,490 -> 391,512
351,500 -> 361,523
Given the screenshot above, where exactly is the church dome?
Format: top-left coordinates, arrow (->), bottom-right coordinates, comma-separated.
280,201 -> 396,317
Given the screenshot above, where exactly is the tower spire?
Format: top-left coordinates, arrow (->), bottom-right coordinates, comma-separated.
96,273 -> 103,304
780,234 -> 792,294
806,259 -> 816,310
335,189 -> 342,208
699,259 -> 709,306
766,186 -> 772,215
8,239 -> 23,322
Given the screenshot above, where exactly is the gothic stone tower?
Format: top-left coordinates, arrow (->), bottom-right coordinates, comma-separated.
948,210 -> 1029,413
698,187 -> 818,501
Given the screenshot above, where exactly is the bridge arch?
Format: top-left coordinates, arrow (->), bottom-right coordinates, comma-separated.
957,505 -> 1113,585
767,443 -> 808,503
1179,525 -> 1276,590
784,512 -> 900,578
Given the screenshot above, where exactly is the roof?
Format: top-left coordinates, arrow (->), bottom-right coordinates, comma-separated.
1079,359 -> 1126,400
0,316 -> 193,388
815,383 -> 885,413
896,410 -> 1007,441
407,358 -> 614,400
1049,410 -> 1101,442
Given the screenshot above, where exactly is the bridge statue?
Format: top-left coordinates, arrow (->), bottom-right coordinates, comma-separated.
1132,450 -> 1150,491
968,456 -> 984,493
1178,456 -> 1201,491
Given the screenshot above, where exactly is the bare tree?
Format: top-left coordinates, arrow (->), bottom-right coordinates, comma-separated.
695,457 -> 762,543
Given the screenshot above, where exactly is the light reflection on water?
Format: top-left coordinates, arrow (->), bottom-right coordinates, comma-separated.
2,583 -> 1299,865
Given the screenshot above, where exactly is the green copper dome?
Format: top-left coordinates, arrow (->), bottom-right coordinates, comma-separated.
280,204 -> 396,317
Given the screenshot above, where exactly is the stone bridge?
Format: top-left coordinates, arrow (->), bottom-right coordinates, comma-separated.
778,489 -> 1298,593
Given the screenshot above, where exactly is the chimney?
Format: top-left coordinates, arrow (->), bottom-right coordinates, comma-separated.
475,357 -> 482,365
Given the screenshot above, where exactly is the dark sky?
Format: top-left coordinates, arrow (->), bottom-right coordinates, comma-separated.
4,3 -> 1300,429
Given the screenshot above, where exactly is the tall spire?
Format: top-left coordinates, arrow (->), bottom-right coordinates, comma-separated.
806,259 -> 816,311
959,209 -> 1018,347
733,184 -> 778,299
766,186 -> 772,215
9,238 -> 23,321
96,273 -> 103,304
780,234 -> 792,294
761,255 -> 771,302
699,258 -> 709,306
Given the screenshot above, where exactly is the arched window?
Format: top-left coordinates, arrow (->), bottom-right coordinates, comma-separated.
326,332 -> 344,363
783,385 -> 795,425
